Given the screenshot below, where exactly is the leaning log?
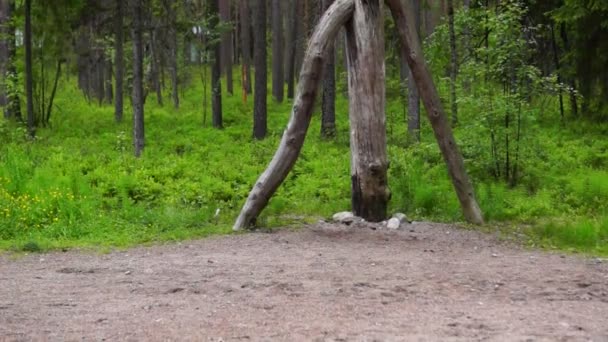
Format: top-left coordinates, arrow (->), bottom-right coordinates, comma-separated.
385,0 -> 484,225
233,0 -> 355,230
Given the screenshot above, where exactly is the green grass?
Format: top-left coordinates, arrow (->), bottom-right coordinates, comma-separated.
1,66 -> 607,255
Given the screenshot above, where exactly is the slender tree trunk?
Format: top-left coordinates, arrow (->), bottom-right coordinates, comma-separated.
406,0 -> 421,141
25,0 -> 34,137
210,0 -> 223,128
44,60 -> 62,125
386,0 -> 484,225
132,0 -> 145,157
239,0 -> 252,94
150,30 -> 163,106
285,0 -> 299,99
559,23 -> 577,117
253,0 -> 267,138
271,0 -> 284,102
294,0 -> 306,83
447,0 -> 458,125
345,0 -> 388,222
105,58 -> 113,104
320,0 -> 336,138
114,0 -> 124,122
4,0 -> 20,119
234,0 -> 354,230
550,23 -> 564,121
0,0 -> 8,116
220,0 -> 233,95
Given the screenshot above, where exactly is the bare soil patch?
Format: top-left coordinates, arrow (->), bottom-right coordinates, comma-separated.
1,222 -> 607,341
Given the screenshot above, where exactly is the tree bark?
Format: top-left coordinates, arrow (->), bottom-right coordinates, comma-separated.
271,0 -> 284,102
447,0 -> 458,125
253,0 -> 267,139
345,0 -> 388,222
211,0 -> 223,128
132,0 -> 145,157
239,0 -> 252,94
0,0 -> 8,116
385,0 -> 484,225
285,0 -> 299,99
234,0 -> 355,230
320,0 -> 336,138
3,0 -> 20,120
114,0 -> 124,122
25,0 -> 34,136
219,0 -> 233,95
406,0 -> 420,142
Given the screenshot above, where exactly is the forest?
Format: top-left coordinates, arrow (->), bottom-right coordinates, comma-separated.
0,0 -> 607,254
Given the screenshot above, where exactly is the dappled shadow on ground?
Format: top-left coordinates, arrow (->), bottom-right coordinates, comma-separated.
1,222 -> 607,341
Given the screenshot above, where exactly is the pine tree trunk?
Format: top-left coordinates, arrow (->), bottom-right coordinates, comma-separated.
386,0 -> 484,225
211,0 -> 223,128
24,0 -> 34,136
132,0 -> 145,157
114,0 -> 124,122
406,0 -> 420,142
271,0 -> 284,102
285,0 -> 299,99
345,0 -> 389,222
234,0 -> 354,230
253,0 -> 267,139
320,0 -> 336,138
105,58 -> 113,104
4,0 -> 20,120
239,0 -> 252,94
220,0 -> 233,95
0,0 -> 9,117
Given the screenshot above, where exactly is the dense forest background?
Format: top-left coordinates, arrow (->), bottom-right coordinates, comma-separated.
0,0 -> 606,254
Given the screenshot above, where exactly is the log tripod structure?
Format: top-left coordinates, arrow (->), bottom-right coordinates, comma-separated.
233,0 -> 484,231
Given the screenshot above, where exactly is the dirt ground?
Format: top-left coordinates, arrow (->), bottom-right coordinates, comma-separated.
1,221 -> 607,341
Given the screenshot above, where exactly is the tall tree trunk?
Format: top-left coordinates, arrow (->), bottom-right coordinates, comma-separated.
405,0 -> 421,142
234,0 -> 354,230
150,29 -> 163,106
447,0 -> 458,125
105,58 -> 113,104
25,0 -> 34,136
559,23 -> 577,117
345,0 -> 388,222
210,0 -> 223,128
114,0 -> 124,122
386,0 -> 484,225
320,0 -> 336,138
253,0 -> 267,139
219,0 -> 233,95
163,0 -> 179,109
285,0 -> 299,99
239,0 -> 252,94
550,23 -> 564,121
132,0 -> 145,157
0,0 -> 8,116
271,0 -> 284,102
3,0 -> 20,119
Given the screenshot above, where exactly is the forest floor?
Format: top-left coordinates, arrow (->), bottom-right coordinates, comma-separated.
1,221 -> 607,341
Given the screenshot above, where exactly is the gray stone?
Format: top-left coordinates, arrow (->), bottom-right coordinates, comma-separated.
332,211 -> 355,224
392,213 -> 411,224
386,218 -> 401,230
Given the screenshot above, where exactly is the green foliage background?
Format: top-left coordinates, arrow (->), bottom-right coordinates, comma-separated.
1,1 -> 607,255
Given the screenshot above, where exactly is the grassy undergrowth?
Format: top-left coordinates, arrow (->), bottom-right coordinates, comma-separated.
1,69 -> 607,255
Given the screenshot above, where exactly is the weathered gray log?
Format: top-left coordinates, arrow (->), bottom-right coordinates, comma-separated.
234,0 -> 355,230
385,0 -> 484,225
345,0 -> 389,222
